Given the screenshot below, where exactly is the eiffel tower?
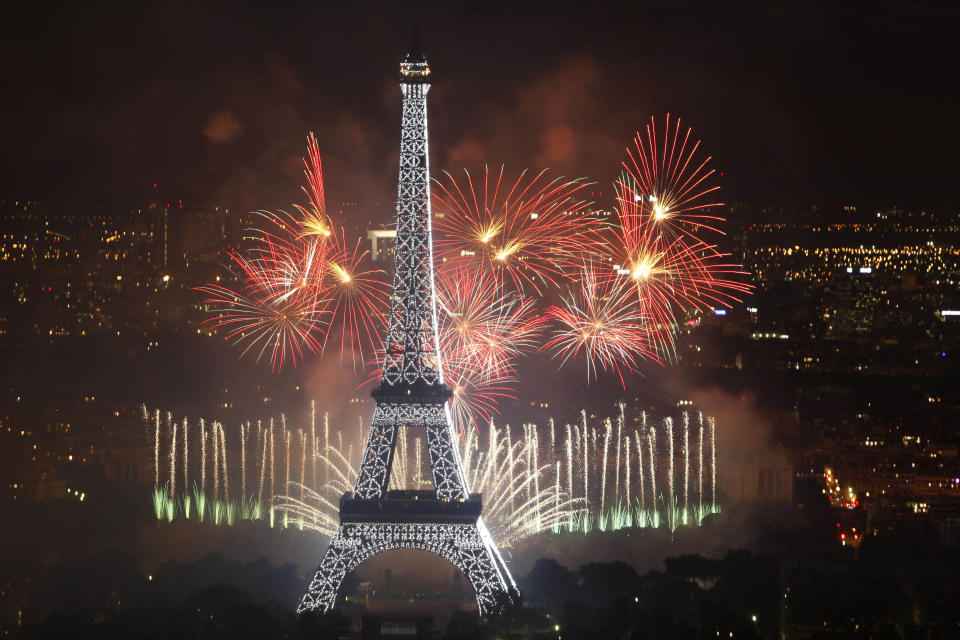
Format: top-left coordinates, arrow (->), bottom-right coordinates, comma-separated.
297,34 -> 520,617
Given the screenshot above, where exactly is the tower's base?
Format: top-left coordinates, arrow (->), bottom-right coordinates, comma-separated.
298,517 -> 519,616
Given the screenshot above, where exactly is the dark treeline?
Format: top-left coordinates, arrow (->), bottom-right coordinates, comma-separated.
8,539 -> 960,639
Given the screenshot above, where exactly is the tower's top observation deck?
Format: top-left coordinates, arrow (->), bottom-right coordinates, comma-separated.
399,24 -> 430,84
399,57 -> 430,84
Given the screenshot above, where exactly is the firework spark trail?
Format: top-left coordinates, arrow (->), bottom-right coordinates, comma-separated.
506,425 -> 515,512
240,423 -> 247,499
285,417 -> 292,499
274,486 -> 338,536
555,464 -> 561,521
698,411 -> 704,513
666,417 -> 674,527
285,428 -> 291,494
477,421 -> 497,495
635,430 -> 645,515
258,429 -> 267,505
600,419 -> 611,514
533,426 -> 542,529
566,424 -> 574,527
169,415 -> 177,499
389,427 -> 407,490
615,403 -> 624,506
310,402 -> 317,492
525,425 -> 535,503
299,431 -> 306,502
200,419 -> 207,496
620,232 -> 751,361
154,410 -> 160,490
212,421 -> 219,500
276,435 -> 359,536
462,431 -> 475,489
549,418 -> 555,457
269,420 -> 275,519
182,418 -> 189,498
414,437 -> 422,488
358,416 -> 365,463
219,423 -> 229,504
398,427 -> 406,488
582,414 -> 589,517
294,132 -> 331,239
648,426 -> 657,522
683,411 -> 690,519
624,436 -> 631,512
324,412 -> 329,487
313,440 -> 322,509
709,416 -> 717,509
433,166 -> 595,294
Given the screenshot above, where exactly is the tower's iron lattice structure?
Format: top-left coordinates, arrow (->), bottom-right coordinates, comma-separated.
297,39 -> 519,617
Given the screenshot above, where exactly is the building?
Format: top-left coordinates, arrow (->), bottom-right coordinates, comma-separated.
829,267 -> 876,336
721,446 -> 794,504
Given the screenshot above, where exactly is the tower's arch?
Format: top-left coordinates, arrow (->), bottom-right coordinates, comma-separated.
338,545 -> 480,610
299,520 -> 515,615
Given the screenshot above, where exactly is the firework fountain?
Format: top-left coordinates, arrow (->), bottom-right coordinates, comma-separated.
147,402 -> 721,541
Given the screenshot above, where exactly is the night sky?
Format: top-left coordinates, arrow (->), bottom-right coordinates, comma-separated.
2,0 -> 958,215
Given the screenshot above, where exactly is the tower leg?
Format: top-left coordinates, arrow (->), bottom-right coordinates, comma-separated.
424,405 -> 469,500
352,404 -> 398,499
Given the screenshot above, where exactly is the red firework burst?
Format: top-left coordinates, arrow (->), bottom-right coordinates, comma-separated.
607,116 -> 753,360
246,209 -> 332,299
435,262 -> 543,433
318,228 -> 391,365
622,114 -> 726,240
543,260 -> 658,387
433,166 -> 595,294
444,358 -> 518,436
196,246 -> 328,372
435,263 -> 544,378
197,133 -> 392,371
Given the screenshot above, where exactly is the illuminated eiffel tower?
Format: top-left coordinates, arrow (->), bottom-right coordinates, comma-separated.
297,32 -> 519,617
